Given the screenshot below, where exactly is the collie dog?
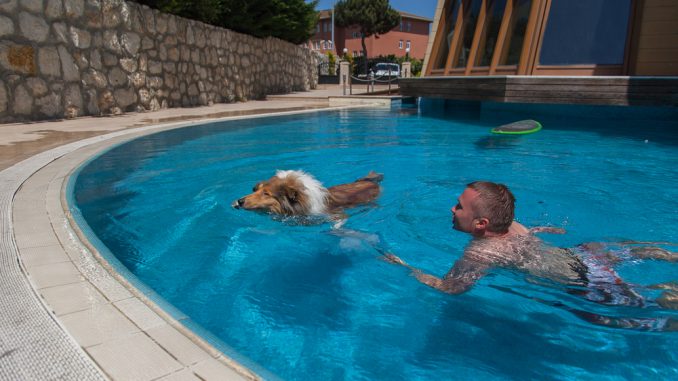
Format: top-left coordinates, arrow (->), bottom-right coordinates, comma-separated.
232,170 -> 383,217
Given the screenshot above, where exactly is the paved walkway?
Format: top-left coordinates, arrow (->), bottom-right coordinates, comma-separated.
0,87 -> 387,380
0,84 -> 402,170
0,98 -> 329,171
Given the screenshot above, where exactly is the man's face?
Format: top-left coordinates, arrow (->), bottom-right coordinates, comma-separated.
451,187 -> 479,233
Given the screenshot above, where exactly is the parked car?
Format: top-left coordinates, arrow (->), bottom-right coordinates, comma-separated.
373,63 -> 400,77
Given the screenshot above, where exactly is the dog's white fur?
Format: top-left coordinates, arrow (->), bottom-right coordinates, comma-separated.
275,170 -> 329,215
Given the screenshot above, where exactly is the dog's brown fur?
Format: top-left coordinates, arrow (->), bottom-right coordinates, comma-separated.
232,170 -> 383,216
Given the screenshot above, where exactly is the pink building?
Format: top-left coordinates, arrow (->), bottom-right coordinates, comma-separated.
308,10 -> 431,59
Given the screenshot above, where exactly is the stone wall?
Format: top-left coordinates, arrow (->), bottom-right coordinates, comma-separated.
0,0 -> 318,122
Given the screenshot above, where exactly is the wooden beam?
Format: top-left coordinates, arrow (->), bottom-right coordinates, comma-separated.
445,0 -> 468,74
489,0 -> 514,74
528,0 -> 552,75
426,0 -> 452,75
465,0 -> 488,75
517,0 -> 545,74
533,64 -> 624,76
626,0 -> 645,75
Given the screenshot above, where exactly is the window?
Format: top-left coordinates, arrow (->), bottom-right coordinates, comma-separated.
328,40 -> 333,49
455,0 -> 482,68
316,24 -> 320,33
539,0 -> 631,65
399,40 -> 403,49
322,40 -> 326,50
315,41 -> 320,50
400,18 -> 404,31
499,0 -> 532,66
475,0 -> 508,67
353,50 -> 358,57
406,40 -> 411,50
407,21 -> 411,32
352,31 -> 359,38
433,0 -> 461,69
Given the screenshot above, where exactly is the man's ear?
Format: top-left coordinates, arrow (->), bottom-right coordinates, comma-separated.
474,218 -> 489,231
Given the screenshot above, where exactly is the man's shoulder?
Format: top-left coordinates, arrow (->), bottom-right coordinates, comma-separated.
464,235 -> 534,265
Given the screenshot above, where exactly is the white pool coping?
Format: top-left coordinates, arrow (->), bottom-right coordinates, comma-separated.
2,105 -> 377,380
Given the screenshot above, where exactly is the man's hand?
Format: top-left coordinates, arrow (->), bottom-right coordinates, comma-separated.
529,227 -> 566,234
384,253 -> 477,295
383,253 -> 407,266
386,258 -> 446,291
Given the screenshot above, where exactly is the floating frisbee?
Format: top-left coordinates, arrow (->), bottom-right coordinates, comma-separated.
491,120 -> 542,135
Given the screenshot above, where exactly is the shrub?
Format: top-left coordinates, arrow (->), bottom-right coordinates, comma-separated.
327,51 -> 336,75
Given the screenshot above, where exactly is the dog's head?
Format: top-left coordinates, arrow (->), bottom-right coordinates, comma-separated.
232,170 -> 328,216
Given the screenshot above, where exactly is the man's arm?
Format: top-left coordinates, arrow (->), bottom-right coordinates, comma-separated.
529,226 -> 566,234
384,253 -> 489,294
511,221 -> 566,235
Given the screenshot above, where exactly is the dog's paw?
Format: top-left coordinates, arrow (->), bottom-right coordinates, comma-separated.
360,171 -> 384,183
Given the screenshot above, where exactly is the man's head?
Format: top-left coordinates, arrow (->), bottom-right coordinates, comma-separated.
451,181 -> 515,237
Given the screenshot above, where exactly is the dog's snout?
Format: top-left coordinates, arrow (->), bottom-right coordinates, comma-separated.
232,197 -> 245,209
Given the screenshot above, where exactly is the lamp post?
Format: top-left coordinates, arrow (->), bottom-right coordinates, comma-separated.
343,47 -> 348,60
331,0 -> 336,55
403,47 -> 411,78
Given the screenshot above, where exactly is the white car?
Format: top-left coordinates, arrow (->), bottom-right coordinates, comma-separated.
373,63 -> 400,77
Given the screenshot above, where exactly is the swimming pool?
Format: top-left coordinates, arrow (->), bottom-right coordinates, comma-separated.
71,101 -> 678,380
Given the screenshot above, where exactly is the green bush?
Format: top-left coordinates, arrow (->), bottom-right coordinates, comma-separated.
327,51 -> 336,75
132,0 -> 319,45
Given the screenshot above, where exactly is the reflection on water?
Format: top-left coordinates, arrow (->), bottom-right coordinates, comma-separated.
474,134 -> 525,149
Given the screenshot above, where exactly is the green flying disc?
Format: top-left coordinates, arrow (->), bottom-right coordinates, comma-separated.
491,120 -> 542,135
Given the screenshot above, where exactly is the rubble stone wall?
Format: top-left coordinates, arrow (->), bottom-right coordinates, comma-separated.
0,0 -> 318,122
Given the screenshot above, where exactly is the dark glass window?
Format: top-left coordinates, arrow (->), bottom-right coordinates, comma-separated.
499,0 -> 532,66
539,0 -> 631,65
475,0 -> 508,67
433,0 -> 462,69
455,0 -> 483,68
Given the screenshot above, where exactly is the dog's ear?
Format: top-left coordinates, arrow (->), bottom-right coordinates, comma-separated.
283,188 -> 298,203
253,182 -> 263,192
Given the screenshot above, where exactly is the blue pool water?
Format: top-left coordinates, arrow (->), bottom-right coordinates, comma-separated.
72,101 -> 678,380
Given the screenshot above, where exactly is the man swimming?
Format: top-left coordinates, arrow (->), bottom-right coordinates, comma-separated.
385,181 -> 677,308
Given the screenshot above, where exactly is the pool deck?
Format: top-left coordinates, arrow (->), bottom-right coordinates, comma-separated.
0,86 -> 391,380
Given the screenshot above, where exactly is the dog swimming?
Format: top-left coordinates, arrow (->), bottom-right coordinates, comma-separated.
232,170 -> 383,219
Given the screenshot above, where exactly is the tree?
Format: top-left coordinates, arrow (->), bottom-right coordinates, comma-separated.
220,0 -> 319,45
136,0 -> 224,25
133,0 -> 318,45
334,0 -> 400,75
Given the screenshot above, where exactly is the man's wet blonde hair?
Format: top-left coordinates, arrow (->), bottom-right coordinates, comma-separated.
467,181 -> 515,233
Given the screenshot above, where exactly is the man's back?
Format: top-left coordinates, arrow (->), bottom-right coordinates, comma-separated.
463,233 -> 588,286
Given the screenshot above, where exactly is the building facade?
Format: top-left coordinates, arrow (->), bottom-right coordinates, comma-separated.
308,10 -> 432,59
422,0 -> 678,76
400,0 -> 678,107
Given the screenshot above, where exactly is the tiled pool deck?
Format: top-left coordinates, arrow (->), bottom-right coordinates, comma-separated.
0,91 -> 385,380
